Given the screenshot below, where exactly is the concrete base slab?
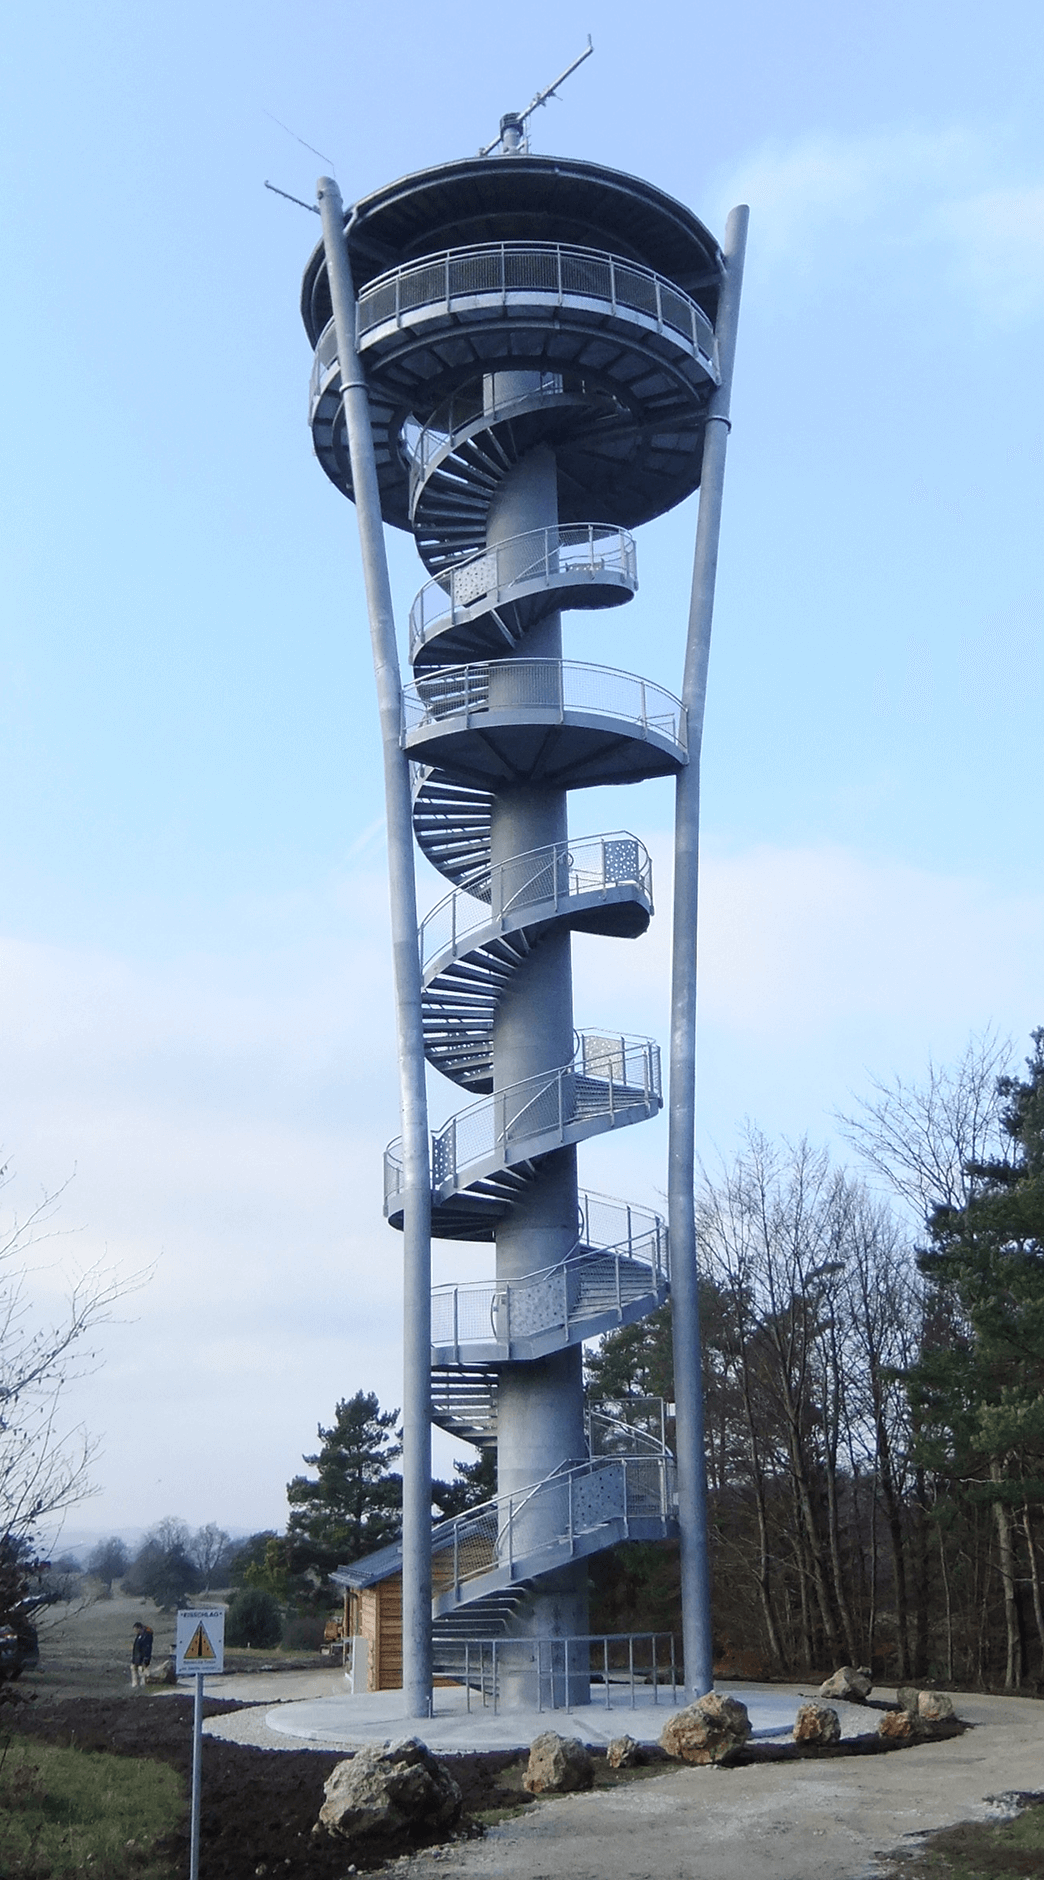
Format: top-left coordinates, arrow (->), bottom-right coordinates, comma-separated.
203,1678 -> 875,1755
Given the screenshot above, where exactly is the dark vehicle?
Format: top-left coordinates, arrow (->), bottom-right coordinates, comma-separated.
0,1621 -> 40,1678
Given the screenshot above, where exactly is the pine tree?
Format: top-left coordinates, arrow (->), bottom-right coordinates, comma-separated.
286,1392 -> 402,1579
911,1029 -> 1044,1684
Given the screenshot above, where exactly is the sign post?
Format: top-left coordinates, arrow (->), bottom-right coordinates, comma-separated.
176,1607 -> 225,1880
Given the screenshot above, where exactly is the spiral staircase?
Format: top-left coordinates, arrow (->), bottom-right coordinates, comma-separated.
304,154 -> 726,1693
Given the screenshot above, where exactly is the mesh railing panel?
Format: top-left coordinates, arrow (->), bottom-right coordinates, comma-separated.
559,251 -> 614,299
400,261 -> 445,312
452,250 -> 506,295
502,248 -> 560,292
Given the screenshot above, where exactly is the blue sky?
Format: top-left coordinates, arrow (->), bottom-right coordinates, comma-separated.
2,0 -> 1042,1541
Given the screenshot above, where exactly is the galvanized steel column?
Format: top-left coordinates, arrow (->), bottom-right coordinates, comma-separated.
668,203 -> 748,1699
316,176 -> 433,1719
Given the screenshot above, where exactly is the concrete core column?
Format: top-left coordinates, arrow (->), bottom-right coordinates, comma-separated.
484,407 -> 589,1703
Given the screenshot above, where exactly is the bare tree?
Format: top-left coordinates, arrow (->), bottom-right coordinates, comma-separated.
836,1029 -> 1013,1226
698,1132 -> 853,1668
1,1161 -> 133,1551
191,1522 -> 232,1591
87,1534 -> 129,1592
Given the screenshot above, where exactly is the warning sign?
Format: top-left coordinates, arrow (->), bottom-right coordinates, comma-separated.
184,1623 -> 216,1661
176,1606 -> 225,1676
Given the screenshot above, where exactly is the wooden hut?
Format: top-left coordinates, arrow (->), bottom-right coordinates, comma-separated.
331,1542 -> 403,1692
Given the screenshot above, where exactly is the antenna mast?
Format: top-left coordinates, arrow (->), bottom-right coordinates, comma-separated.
480,36 -> 594,156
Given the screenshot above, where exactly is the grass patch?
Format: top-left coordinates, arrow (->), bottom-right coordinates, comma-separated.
882,1797 -> 1044,1878
0,1733 -> 183,1878
472,1802 -> 532,1827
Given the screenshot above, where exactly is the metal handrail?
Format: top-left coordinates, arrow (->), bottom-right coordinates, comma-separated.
418,831 -> 652,977
430,1228 -> 669,1358
402,658 -> 688,756
385,1035 -> 662,1205
587,1400 -> 672,1459
405,374 -> 595,500
431,1452 -> 676,1602
408,524 -> 637,658
353,241 -> 717,364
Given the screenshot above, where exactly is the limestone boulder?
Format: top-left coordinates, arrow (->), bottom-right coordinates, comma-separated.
793,1701 -> 841,1746
606,1734 -> 642,1769
819,1665 -> 872,1703
523,1732 -> 594,1794
896,1685 -> 921,1715
318,1738 -> 462,1845
878,1708 -> 918,1743
918,1689 -> 956,1724
659,1692 -> 751,1765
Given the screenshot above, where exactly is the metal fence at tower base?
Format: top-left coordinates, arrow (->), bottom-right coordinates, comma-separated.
437,1632 -> 682,1715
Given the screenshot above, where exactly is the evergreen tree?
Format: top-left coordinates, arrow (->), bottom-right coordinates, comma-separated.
432,1449 -> 496,1517
911,1030 -> 1044,1684
286,1392 -> 402,1580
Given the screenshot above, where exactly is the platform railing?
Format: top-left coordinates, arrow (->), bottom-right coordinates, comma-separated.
430,1228 -> 669,1359
386,1036 -> 661,1209
352,240 -> 717,363
408,524 -> 637,656
402,658 -> 687,754
419,832 -> 651,973
432,1453 -> 676,1605
441,1035 -> 660,1194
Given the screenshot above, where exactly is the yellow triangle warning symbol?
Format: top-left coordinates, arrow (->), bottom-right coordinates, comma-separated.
184,1622 -> 216,1661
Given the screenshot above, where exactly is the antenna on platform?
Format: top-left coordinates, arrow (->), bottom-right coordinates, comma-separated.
479,36 -> 593,157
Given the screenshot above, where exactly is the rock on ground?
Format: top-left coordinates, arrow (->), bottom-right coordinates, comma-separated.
878,1690 -> 958,1743
318,1736 -> 462,1844
819,1665 -> 872,1703
606,1734 -> 642,1769
659,1692 -> 751,1765
523,1732 -> 594,1794
793,1701 -> 841,1745
918,1690 -> 956,1723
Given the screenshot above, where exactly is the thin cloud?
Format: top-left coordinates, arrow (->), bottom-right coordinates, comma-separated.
713,124 -> 1044,325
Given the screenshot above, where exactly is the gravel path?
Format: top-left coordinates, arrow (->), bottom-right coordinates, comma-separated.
388,1691 -> 1044,1880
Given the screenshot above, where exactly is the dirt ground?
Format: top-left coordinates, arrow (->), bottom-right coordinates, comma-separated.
10,1594 -> 1044,1879
3,1692 -> 524,1875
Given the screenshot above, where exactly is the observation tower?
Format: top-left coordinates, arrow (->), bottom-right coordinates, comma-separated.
301,117 -> 746,1712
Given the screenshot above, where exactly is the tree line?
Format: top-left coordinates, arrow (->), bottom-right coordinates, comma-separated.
220,1028 -> 1044,1692
588,1029 -> 1044,1691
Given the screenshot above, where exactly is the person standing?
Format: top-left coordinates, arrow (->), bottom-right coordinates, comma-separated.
130,1620 -> 153,1688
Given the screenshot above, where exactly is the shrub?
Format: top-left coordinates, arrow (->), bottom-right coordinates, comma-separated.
225,1586 -> 282,1649
281,1613 -> 328,1651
